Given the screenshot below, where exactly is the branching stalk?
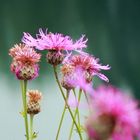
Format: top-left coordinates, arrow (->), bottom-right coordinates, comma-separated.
68,89 -> 82,140
53,65 -> 83,140
55,91 -> 69,140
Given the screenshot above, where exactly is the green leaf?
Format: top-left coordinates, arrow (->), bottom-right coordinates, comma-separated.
32,132 -> 38,139
20,110 -> 25,118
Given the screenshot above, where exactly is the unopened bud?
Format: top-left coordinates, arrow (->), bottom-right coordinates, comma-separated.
27,90 -> 42,115
46,50 -> 64,65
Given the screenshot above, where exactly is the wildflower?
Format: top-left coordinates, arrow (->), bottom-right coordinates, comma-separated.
27,90 -> 42,115
9,44 -> 41,64
9,43 -> 41,80
61,66 -> 94,94
64,54 -> 110,82
61,54 -> 110,90
85,86 -> 140,140
22,28 -> 88,65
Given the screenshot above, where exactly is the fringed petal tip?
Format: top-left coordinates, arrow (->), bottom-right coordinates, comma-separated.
22,32 -> 37,47
96,73 -> 109,82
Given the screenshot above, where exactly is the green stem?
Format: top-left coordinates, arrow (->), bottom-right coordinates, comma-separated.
84,91 -> 89,105
55,91 -> 69,140
53,65 -> 83,140
68,89 -> 82,140
73,89 -> 81,125
20,80 -> 29,140
84,91 -> 92,114
30,115 -> 34,140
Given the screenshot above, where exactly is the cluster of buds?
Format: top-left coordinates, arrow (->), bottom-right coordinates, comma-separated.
27,90 -> 42,115
9,44 -> 41,80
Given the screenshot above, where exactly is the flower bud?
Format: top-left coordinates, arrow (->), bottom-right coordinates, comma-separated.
46,50 -> 64,65
61,76 -> 75,90
27,102 -> 40,115
15,64 -> 39,80
27,90 -> 42,115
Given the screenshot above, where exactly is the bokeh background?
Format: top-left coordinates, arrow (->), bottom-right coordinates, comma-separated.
0,0 -> 140,140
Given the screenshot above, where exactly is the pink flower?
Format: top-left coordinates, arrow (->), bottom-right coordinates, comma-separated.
62,54 -> 110,82
61,65 -> 94,94
9,43 -> 41,80
86,86 -> 140,140
22,33 -> 38,47
22,28 -> 88,65
9,44 -> 41,64
22,28 -> 88,51
68,67 -> 94,93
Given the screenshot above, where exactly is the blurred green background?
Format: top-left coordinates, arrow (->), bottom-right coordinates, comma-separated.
1,0 -> 140,96
0,0 -> 140,139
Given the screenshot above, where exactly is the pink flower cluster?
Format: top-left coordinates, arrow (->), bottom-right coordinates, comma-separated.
86,86 -> 140,140
9,44 -> 41,80
20,28 -> 110,85
9,28 -> 140,140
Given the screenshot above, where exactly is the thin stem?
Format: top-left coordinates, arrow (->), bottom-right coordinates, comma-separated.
77,108 -> 81,125
30,115 -> 34,140
84,91 -> 92,114
55,91 -> 69,140
73,89 -> 81,125
68,89 -> 82,140
20,80 -> 29,140
84,91 -> 89,105
53,65 -> 83,140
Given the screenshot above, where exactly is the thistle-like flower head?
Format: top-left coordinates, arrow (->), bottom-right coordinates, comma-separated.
9,43 -> 41,65
62,54 -> 110,82
9,43 -> 41,80
22,29 -> 88,51
86,86 -> 140,140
